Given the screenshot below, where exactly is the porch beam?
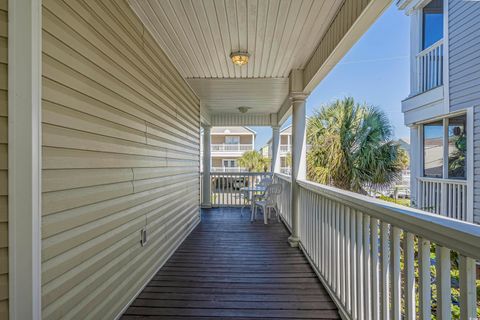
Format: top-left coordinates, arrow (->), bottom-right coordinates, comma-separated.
209,112 -> 278,127
276,96 -> 292,127
8,0 -> 42,318
201,125 -> 212,208
303,0 -> 391,93
200,101 -> 211,126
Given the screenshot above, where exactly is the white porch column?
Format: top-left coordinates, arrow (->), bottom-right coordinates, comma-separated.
8,0 -> 42,318
271,126 -> 281,173
288,95 -> 307,247
202,125 -> 212,208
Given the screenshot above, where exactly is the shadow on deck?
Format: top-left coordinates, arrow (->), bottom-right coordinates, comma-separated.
122,208 -> 339,319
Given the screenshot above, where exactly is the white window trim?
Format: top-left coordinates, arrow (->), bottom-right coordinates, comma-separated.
466,108 -> 474,222
222,159 -> 237,168
421,113 -> 468,180
8,0 -> 42,318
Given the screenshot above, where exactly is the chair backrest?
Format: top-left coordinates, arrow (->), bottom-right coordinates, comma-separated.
265,183 -> 282,200
258,177 -> 273,187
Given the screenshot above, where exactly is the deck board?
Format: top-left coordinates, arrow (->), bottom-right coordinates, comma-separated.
122,208 -> 339,319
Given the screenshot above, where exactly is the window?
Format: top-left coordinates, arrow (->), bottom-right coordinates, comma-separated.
423,121 -> 443,178
448,115 -> 466,179
223,159 -> 237,168
422,0 -> 443,50
225,136 -> 240,144
423,115 -> 467,179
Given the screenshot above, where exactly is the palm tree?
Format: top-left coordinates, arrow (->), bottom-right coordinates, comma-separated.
238,151 -> 270,172
306,97 -> 402,193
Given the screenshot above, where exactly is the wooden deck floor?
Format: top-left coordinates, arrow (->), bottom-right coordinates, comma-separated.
122,208 -> 339,319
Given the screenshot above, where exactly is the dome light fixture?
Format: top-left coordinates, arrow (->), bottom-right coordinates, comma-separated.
238,106 -> 251,114
230,51 -> 250,66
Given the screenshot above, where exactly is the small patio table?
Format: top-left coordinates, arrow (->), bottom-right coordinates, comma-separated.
239,185 -> 267,221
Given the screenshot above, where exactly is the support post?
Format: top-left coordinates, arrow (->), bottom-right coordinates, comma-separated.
271,126 -> 280,173
8,0 -> 42,318
409,125 -> 420,208
288,95 -> 307,247
201,125 -> 212,208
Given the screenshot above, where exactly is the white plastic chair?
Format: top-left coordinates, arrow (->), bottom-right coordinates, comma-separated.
257,177 -> 272,187
252,183 -> 282,224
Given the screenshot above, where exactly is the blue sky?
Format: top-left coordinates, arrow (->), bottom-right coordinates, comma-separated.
252,4 -> 410,150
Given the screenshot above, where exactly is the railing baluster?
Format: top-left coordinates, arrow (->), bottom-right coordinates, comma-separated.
363,215 -> 371,319
404,232 -> 415,320
356,211 -> 364,320
350,209 -> 357,319
459,255 -> 476,319
391,227 -> 401,320
335,202 -> 340,295
329,199 -> 333,287
345,206 -> 351,314
371,218 -> 380,320
419,238 -> 431,320
340,204 -> 346,305
436,245 -> 451,320
380,222 -> 390,320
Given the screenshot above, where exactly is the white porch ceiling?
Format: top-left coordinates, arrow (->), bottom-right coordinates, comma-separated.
128,0 -> 343,117
128,0 -> 343,79
188,78 -> 288,113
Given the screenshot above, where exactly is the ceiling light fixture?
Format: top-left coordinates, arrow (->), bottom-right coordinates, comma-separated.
238,106 -> 251,114
230,51 -> 250,66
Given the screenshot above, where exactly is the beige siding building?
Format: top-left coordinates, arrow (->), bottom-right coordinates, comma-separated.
38,1 -> 201,318
210,127 -> 255,172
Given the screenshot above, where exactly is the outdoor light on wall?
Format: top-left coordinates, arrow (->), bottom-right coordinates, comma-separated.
230,51 -> 249,66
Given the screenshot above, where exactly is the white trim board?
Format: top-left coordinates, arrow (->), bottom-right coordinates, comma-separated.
8,0 -> 43,319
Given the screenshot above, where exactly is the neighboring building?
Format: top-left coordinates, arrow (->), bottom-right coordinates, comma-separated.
264,125 -> 292,174
397,0 -> 480,223
210,126 -> 256,172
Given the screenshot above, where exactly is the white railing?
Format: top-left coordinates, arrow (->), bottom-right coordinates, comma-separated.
211,167 -> 247,172
280,145 -> 291,154
210,172 -> 271,207
274,173 -> 292,229
297,179 -> 479,320
211,144 -> 253,152
280,167 -> 291,175
416,39 -> 443,94
417,177 -> 469,221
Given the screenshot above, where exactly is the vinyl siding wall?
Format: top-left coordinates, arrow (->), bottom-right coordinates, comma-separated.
0,0 -> 7,318
41,0 -> 200,318
448,0 -> 480,223
448,0 -> 480,112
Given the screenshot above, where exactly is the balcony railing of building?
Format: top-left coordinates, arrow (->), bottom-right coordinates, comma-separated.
211,144 -> 253,152
211,167 -> 247,172
204,171 -> 479,319
280,145 -> 292,153
417,176 -> 469,221
416,39 -> 444,94
210,172 -> 272,207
